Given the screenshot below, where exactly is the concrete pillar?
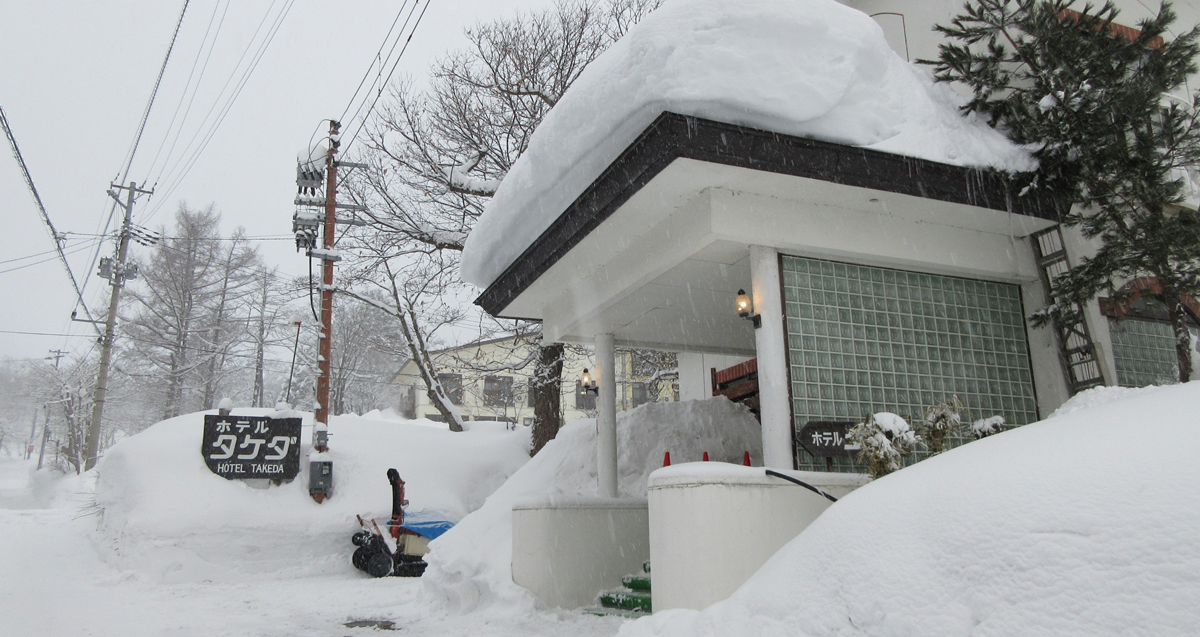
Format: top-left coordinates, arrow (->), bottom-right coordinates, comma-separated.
750,245 -> 793,470
596,332 -> 618,497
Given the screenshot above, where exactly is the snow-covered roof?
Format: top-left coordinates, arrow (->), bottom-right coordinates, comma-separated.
460,0 -> 1036,289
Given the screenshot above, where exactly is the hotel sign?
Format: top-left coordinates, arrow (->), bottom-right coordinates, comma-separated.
798,421 -> 860,458
201,414 -> 302,480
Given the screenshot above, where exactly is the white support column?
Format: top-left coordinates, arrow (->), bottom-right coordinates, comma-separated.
750,245 -> 793,470
596,332 -> 618,498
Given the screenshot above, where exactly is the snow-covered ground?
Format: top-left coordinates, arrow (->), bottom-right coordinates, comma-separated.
0,410 -> 622,636
620,382 -> 1200,637
1,386 -> 1197,635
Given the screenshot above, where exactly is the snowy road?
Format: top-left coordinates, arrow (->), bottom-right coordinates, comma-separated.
0,457 -> 624,636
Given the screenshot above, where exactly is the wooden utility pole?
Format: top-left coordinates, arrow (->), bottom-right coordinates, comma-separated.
84,181 -> 152,471
315,120 -> 339,444
294,120 -> 369,502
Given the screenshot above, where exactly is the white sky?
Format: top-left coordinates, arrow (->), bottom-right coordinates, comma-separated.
0,0 -> 555,363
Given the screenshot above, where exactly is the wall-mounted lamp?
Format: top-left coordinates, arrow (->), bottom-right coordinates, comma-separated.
581,368 -> 599,394
736,289 -> 761,328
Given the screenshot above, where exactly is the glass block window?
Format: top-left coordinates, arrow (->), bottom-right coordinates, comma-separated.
781,256 -> 1040,472
1110,318 -> 1197,387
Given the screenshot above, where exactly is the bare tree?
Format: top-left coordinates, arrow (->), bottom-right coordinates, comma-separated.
349,0 -> 661,449
26,353 -> 106,473
328,295 -> 409,415
338,234 -> 470,431
122,204 -> 264,418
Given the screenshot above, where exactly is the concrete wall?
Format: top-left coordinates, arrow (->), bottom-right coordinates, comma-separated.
648,464 -> 869,612
511,498 -> 650,609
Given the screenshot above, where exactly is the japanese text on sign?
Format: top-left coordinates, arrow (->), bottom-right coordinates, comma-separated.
201,415 -> 302,481
797,421 -> 859,458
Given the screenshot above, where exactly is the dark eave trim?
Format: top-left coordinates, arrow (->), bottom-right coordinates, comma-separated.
476,112 -> 1061,316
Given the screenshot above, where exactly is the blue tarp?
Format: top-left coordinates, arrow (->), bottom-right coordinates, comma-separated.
400,509 -> 456,540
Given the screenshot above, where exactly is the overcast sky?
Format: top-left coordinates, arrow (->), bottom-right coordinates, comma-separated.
0,0 -> 557,363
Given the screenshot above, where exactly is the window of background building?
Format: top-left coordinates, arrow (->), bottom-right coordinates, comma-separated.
527,381 -> 536,408
632,381 -> 648,407
437,373 -> 463,405
484,375 -> 514,406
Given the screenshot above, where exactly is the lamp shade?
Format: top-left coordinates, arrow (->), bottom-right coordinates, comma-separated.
736,289 -> 751,318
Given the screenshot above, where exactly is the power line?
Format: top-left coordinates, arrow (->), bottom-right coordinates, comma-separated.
0,241 -> 103,275
0,104 -> 103,335
115,0 -> 192,188
340,0 -> 435,153
339,0 -> 414,125
144,0 -> 230,185
145,0 -> 297,222
0,329 -> 92,337
67,232 -> 293,242
0,237 -> 100,266
66,2 -> 190,335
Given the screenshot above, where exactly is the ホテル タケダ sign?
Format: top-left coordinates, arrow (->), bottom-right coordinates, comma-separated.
797,421 -> 860,458
201,414 -> 302,481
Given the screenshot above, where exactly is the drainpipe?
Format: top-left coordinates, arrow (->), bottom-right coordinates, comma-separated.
750,245 -> 793,470
596,332 -> 618,498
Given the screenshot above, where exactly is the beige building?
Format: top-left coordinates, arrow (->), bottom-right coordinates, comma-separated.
393,336 -> 678,425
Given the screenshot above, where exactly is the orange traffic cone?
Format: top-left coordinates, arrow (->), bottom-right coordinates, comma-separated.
743,451 -> 751,466
663,451 -> 671,467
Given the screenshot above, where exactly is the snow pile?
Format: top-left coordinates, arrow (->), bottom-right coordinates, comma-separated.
620,382 -> 1200,637
461,0 -> 1035,288
92,409 -> 530,582
421,398 -> 762,614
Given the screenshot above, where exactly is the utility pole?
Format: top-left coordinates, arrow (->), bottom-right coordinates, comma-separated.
293,120 -> 368,503
36,404 -> 50,471
46,349 -> 68,369
25,408 -> 37,460
84,181 -> 152,471
316,120 -> 339,441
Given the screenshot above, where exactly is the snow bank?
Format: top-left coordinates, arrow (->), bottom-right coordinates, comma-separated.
460,0 -> 1035,288
421,398 -> 762,615
620,381 -> 1200,637
92,409 -> 530,582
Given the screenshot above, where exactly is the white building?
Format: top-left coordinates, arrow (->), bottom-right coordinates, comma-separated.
460,0 -> 1200,612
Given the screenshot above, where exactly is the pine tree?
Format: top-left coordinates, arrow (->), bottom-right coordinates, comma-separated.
925,0 -> 1200,382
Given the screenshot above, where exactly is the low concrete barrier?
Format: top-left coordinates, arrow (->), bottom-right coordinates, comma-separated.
512,497 -> 649,609
648,463 -> 868,612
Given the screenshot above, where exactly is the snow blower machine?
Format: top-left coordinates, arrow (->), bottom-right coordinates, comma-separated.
351,468 -> 428,578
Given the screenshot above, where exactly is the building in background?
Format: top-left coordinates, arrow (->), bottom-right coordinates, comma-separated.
393,336 -> 678,425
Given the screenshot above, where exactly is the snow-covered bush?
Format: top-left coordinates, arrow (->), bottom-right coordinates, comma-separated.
846,412 -> 917,479
971,415 -> 1006,440
920,396 -> 964,454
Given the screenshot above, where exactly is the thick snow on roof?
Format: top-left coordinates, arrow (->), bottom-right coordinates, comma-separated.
620,381 -> 1200,636
460,0 -> 1036,289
